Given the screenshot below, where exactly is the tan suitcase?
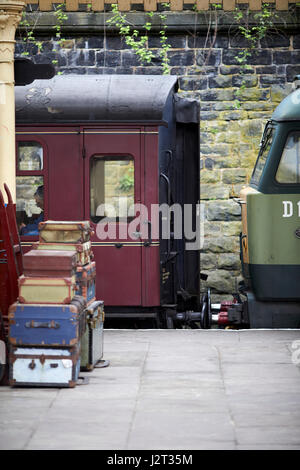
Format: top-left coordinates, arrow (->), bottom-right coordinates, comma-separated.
18,275 -> 77,304
39,220 -> 93,244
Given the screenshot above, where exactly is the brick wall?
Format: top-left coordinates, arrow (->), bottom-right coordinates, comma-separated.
16,11 -> 300,300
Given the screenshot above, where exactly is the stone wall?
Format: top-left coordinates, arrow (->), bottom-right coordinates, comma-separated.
15,11 -> 300,301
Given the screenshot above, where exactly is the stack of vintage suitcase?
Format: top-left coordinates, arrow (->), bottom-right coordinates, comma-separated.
8,221 -> 106,388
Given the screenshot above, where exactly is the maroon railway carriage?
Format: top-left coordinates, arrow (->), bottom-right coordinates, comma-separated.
15,75 -> 200,328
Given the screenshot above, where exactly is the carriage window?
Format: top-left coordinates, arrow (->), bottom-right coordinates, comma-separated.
90,156 -> 135,222
16,176 -> 44,235
276,132 -> 300,184
17,142 -> 43,171
16,140 -> 45,236
251,124 -> 273,186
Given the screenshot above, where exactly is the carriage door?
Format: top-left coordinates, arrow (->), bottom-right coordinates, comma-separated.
83,127 -> 142,306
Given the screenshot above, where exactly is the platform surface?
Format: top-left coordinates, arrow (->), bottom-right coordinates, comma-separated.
1,329 -> 300,450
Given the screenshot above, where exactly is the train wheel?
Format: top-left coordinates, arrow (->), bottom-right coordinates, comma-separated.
200,288 -> 212,329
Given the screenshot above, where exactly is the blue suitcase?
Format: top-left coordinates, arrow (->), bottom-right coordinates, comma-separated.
9,343 -> 81,388
8,297 -> 86,348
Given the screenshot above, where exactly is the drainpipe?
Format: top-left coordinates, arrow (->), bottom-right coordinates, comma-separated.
0,1 -> 25,203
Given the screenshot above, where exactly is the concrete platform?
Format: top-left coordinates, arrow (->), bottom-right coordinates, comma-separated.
1,329 -> 300,450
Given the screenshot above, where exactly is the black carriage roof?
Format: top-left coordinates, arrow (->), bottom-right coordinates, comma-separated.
15,74 -> 183,125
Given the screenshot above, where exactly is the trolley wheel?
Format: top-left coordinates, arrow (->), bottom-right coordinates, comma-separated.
200,288 -> 212,329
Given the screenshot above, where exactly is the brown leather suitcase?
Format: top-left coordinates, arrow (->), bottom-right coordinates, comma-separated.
23,250 -> 77,277
33,241 -> 93,266
76,261 -> 96,304
38,221 -> 93,244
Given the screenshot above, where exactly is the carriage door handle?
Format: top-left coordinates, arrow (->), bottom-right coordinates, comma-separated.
160,173 -> 171,258
144,220 -> 152,247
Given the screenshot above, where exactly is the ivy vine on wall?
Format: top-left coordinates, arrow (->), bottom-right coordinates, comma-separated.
106,3 -> 171,74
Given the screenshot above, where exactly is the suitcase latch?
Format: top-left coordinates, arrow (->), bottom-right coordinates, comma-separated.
28,359 -> 36,370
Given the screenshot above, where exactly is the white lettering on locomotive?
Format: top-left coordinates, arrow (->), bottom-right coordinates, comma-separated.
282,201 -> 294,217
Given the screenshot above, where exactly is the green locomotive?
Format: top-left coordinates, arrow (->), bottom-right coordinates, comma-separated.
201,79 -> 300,329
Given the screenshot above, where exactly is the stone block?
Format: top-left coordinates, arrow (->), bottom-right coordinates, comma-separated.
149,35 -> 187,49
217,253 -> 241,270
201,89 -> 235,101
200,170 -> 222,183
234,88 -> 270,101
196,50 -> 222,67
200,111 -> 219,121
222,49 -> 272,66
241,101 -> 274,111
59,39 -> 75,50
260,75 -> 286,87
221,221 -> 242,237
215,132 -> 241,144
199,253 -> 217,269
293,34 -> 300,49
168,50 -> 194,67
88,37 -> 104,49
260,33 -> 290,48
256,66 -> 277,74
87,68 -> 104,74
135,67 -> 162,75
273,51 -> 292,65
218,110 -> 248,121
229,33 -> 253,49
200,143 -> 230,157
206,155 -> 241,169
170,67 -> 187,76
209,75 -> 232,88
188,34 -> 229,49
67,50 -> 95,66
200,268 -> 239,293
35,52 -> 67,67
59,67 -> 86,75
203,221 -> 222,236
232,74 -> 258,88
220,65 -> 249,75
202,236 -> 239,254
179,76 -> 208,91
270,84 -> 292,102
286,65 -> 300,82
76,50 -> 96,66
203,158 -> 214,170
222,169 -> 247,184
200,183 -> 230,200
206,199 -> 241,221
121,50 -> 141,67
105,36 -> 126,50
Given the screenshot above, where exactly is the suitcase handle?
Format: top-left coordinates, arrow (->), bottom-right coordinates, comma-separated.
25,320 -> 60,329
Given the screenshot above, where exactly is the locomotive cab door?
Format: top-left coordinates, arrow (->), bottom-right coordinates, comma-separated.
83,127 -> 144,307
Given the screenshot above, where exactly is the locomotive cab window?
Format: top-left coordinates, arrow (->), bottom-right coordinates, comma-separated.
276,131 -> 300,184
90,156 -> 135,222
16,141 -> 45,236
251,123 -> 274,186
